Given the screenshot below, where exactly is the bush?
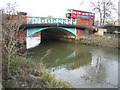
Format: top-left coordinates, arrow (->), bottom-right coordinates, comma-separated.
6,55 -> 73,88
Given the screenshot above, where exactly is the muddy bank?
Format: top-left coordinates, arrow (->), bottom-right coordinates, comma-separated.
76,34 -> 119,48
58,34 -> 119,48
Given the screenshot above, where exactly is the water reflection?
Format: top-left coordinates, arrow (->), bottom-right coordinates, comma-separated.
29,38 -> 118,88
30,42 -> 92,70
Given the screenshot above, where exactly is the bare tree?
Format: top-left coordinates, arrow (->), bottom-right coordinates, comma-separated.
1,2 -> 26,79
78,0 -> 84,9
111,1 -> 120,17
90,0 -> 116,26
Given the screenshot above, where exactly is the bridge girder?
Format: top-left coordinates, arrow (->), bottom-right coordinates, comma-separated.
26,27 -> 77,38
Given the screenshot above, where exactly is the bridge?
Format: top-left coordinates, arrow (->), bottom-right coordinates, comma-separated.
19,13 -> 94,42
26,16 -> 77,37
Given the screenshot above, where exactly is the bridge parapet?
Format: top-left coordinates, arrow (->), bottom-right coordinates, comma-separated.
27,16 -> 76,25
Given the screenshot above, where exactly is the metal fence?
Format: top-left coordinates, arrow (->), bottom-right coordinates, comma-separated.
27,16 -> 76,25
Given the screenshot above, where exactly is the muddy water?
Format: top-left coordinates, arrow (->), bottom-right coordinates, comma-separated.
28,37 -> 118,88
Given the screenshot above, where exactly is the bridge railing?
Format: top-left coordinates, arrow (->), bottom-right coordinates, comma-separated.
27,16 -> 76,25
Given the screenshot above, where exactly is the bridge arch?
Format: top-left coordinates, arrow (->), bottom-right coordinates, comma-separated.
26,27 -> 76,38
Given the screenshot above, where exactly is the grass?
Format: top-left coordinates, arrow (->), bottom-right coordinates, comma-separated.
4,55 -> 73,88
76,34 -> 119,48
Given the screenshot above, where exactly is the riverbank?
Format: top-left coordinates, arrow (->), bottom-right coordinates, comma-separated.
3,34 -> 119,89
24,39 -> 119,88
60,34 -> 119,48
76,34 -> 119,48
3,55 -> 73,88
59,34 -> 119,48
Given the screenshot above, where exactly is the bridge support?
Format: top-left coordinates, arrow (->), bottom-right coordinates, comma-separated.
25,27 -> 77,44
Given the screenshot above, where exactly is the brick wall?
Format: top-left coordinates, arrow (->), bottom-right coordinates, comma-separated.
76,18 -> 94,36
19,30 -> 26,37
18,12 -> 27,38
76,29 -> 83,36
18,12 -> 27,24
76,18 -> 93,26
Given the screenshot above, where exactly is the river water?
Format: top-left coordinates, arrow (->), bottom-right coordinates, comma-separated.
28,37 -> 118,88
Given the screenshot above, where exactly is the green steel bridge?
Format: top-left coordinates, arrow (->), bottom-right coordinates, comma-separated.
20,16 -> 92,39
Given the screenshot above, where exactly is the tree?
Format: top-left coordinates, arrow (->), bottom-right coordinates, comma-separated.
1,2 -> 26,79
90,0 -> 116,26
111,1 -> 120,17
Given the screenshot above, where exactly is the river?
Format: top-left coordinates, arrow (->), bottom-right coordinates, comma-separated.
27,37 -> 118,88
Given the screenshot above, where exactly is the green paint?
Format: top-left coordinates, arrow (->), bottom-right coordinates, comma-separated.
27,27 -> 76,38
26,17 -> 77,38
27,17 -> 76,25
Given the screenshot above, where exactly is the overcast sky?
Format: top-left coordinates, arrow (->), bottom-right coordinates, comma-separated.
0,0 -> 119,20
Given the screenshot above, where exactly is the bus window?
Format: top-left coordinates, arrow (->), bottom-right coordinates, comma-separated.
90,13 -> 93,16
82,12 -> 85,15
80,12 -> 83,15
67,10 -> 72,13
73,11 -> 77,13
92,14 -> 94,16
79,12 -> 82,14
66,13 -> 71,17
77,11 -> 79,14
86,13 -> 89,15
84,13 -> 87,15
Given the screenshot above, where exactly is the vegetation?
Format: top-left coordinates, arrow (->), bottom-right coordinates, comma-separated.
3,56 -> 72,88
76,34 -> 119,48
1,2 -> 26,80
90,0 -> 117,26
1,2 -> 73,89
1,1 -> 119,89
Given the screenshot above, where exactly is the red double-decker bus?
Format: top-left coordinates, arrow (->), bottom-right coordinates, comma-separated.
66,9 -> 95,26
66,9 -> 95,19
